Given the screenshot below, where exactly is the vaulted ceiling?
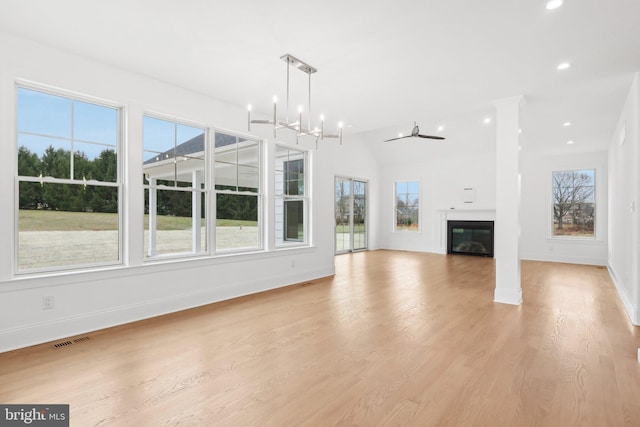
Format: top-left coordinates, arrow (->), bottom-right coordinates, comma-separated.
2,0 -> 639,155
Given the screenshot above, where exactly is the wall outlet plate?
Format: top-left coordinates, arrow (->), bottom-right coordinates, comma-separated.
43,296 -> 55,310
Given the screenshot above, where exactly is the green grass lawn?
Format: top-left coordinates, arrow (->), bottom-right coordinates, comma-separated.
335,223 -> 366,233
18,210 -> 256,231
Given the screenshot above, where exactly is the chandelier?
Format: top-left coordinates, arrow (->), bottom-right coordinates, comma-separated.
247,54 -> 343,146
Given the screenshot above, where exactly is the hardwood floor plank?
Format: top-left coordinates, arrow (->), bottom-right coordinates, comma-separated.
1,251 -> 639,426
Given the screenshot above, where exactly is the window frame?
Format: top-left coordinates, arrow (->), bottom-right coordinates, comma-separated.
393,180 -> 421,233
550,168 -> 597,240
275,144 -> 309,248
14,82 -> 124,275
142,113 -> 209,261
213,129 -> 263,254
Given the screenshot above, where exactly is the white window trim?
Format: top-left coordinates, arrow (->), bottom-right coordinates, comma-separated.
274,143 -> 310,248
142,112 -> 210,260
14,82 -> 124,275
548,167 -> 599,241
213,129 -> 264,255
393,179 -> 421,233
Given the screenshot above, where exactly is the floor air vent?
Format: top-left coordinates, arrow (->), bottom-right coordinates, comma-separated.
52,336 -> 90,349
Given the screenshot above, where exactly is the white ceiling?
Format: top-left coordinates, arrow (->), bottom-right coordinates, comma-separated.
1,0 -> 639,155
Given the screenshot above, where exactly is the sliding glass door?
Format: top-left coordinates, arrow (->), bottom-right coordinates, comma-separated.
335,176 -> 367,254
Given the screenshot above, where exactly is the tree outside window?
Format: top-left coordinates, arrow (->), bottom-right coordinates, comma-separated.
16,86 -> 121,272
395,181 -> 419,232
552,169 -> 595,238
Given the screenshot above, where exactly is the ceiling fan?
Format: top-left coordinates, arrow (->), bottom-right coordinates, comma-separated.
384,122 -> 445,142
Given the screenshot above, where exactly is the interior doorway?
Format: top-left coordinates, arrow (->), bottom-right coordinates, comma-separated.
335,176 -> 367,254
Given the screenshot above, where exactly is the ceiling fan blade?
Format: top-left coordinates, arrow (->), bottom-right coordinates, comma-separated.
417,134 -> 446,140
384,135 -> 412,142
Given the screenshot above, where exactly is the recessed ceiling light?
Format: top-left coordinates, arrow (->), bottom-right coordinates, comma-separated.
563,122 -> 571,127
567,140 -> 574,145
518,128 -> 523,134
546,0 -> 564,10
557,62 -> 571,70
398,133 -> 403,138
437,125 -> 445,132
483,117 -> 492,125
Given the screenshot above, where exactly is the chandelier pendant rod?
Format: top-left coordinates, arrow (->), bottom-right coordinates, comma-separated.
308,72 -> 312,131
286,59 -> 290,125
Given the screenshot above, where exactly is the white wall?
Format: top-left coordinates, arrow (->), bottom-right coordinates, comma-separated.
0,33 -> 373,352
608,72 -> 640,325
520,150 -> 608,265
315,133 -> 381,251
378,153 -> 497,253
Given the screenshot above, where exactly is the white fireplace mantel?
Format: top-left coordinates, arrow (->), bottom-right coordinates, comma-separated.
436,208 -> 496,221
436,208 -> 496,253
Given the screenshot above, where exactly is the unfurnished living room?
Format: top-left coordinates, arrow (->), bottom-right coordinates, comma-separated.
1,1 -> 639,426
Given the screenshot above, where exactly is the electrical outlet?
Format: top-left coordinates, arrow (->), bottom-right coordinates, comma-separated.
42,296 -> 55,310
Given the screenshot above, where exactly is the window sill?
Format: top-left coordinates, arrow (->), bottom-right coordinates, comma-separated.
0,246 -> 317,292
545,237 -> 604,245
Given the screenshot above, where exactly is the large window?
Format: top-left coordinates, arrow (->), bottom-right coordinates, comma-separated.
552,169 -> 595,238
143,116 -> 207,258
16,86 -> 121,272
214,132 -> 261,252
275,146 -> 307,245
394,181 -> 420,232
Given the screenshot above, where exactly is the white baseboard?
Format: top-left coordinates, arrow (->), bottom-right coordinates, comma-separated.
520,252 -> 606,266
607,265 -> 639,326
494,287 -> 522,305
0,266 -> 335,353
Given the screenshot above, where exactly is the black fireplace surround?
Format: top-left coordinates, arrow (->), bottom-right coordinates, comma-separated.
447,220 -> 494,258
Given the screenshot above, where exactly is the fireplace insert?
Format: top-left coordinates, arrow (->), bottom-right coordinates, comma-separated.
447,220 -> 494,257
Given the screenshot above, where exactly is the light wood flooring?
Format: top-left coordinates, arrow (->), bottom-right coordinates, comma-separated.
1,250 -> 639,426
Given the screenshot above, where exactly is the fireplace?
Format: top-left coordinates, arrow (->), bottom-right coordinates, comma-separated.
447,220 -> 494,257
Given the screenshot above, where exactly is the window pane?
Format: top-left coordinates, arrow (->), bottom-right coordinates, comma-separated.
395,180 -> 419,232
552,169 -> 595,238
214,132 -> 261,194
143,117 -> 205,185
275,146 -> 304,196
238,165 -> 259,192
284,199 -> 304,241
215,161 -> 238,191
143,116 -> 177,156
275,145 -> 307,246
16,87 -> 121,273
17,87 -> 71,138
216,194 -> 259,251
18,182 -> 119,270
238,140 -> 259,167
144,189 -> 206,256
215,132 -> 238,149
74,100 -> 118,146
143,117 -> 207,258
17,136 -> 70,179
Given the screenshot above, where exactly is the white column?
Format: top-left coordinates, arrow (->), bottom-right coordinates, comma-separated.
494,95 -> 524,305
192,170 -> 202,253
148,178 -> 157,257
